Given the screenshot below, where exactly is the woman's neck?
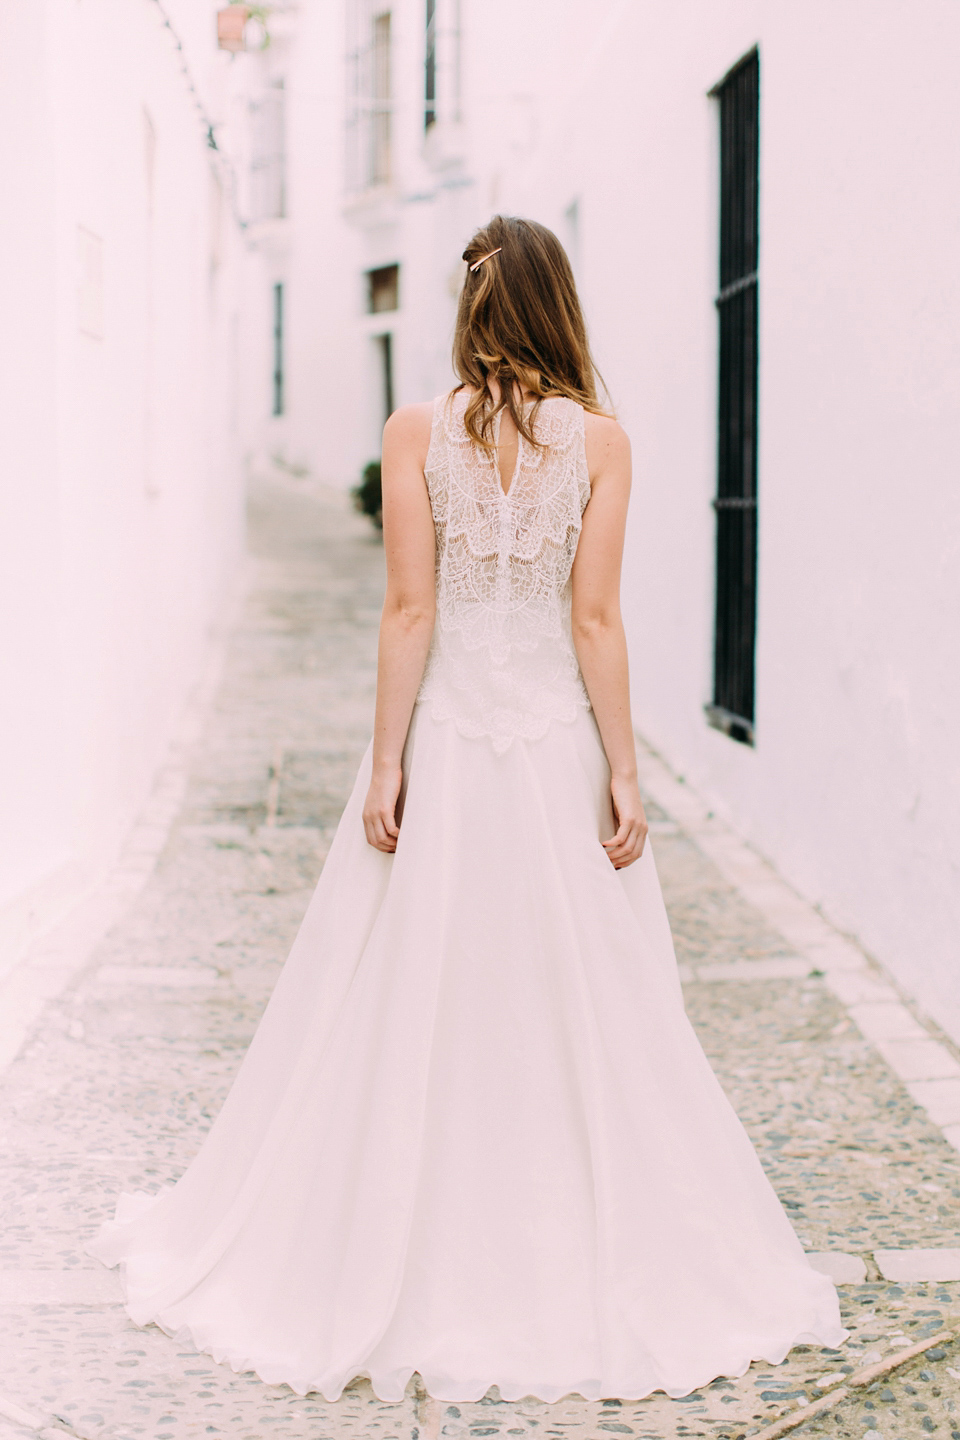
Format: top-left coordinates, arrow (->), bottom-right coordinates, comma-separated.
484,377 -> 536,406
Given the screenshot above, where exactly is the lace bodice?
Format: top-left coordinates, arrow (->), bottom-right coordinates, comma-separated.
416,388 -> 592,752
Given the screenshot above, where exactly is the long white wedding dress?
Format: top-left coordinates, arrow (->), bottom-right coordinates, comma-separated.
88,390 -> 847,1403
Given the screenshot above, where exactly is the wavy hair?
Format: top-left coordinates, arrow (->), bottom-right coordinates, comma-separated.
453,215 -> 609,451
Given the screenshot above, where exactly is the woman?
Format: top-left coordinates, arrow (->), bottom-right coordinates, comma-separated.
88,215 -> 846,1404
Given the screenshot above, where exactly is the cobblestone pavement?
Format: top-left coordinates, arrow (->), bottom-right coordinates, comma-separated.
1,477 -> 960,1440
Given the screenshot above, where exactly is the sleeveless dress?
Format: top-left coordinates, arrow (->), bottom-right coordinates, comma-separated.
88,390 -> 846,1403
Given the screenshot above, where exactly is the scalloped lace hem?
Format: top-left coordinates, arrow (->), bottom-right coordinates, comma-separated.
113,1293 -> 848,1405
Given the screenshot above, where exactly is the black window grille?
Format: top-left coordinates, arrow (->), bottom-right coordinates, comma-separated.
425,0 -> 437,129
707,50 -> 759,746
272,282 -> 284,416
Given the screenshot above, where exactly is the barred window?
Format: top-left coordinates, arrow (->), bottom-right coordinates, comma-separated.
272,283 -> 284,416
346,5 -> 393,189
421,0 -> 461,140
249,79 -> 286,221
706,50 -> 759,746
425,0 -> 437,129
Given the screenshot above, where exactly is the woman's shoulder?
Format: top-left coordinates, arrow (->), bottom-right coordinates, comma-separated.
582,407 -> 627,441
383,400 -> 435,436
382,401 -> 436,460
582,409 -> 630,464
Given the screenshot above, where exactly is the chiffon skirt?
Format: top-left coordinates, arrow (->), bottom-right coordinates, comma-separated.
87,704 -> 847,1402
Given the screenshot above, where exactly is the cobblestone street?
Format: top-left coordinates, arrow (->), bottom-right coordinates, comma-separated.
1,476 -> 960,1440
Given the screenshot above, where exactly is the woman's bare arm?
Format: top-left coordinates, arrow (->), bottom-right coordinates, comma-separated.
362,402 -> 436,853
571,414 -> 648,869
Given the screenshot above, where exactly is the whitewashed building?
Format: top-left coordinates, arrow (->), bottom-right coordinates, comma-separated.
0,0 -> 281,964
256,0 -> 475,485
271,1 -> 960,1043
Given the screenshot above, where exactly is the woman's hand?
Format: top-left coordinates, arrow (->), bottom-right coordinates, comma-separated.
363,764 -> 403,853
602,775 -> 649,869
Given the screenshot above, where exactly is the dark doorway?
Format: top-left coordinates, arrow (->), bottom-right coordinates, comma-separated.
376,332 -> 394,424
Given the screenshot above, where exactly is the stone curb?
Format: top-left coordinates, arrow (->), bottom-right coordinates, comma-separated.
0,1388 -> 109,1440
634,735 -> 960,1159
745,1326 -> 957,1440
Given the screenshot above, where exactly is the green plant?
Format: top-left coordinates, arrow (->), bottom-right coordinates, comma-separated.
352,461 -> 383,530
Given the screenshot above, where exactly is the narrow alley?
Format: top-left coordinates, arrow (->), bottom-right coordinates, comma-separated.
1,476 -> 959,1440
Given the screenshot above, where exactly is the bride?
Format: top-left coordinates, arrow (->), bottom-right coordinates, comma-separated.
88,214 -> 846,1404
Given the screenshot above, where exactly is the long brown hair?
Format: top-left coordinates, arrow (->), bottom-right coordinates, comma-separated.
453,215 -> 609,451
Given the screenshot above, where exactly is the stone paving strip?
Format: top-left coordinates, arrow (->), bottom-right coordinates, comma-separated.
0,479 -> 959,1439
747,1327 -> 958,1440
635,742 -> 960,1162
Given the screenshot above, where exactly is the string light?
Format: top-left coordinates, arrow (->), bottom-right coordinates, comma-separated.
145,0 -> 249,231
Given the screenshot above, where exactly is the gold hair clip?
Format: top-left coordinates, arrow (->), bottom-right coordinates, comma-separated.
469,247 -> 502,272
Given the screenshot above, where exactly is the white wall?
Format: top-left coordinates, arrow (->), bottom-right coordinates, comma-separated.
584,2 -> 960,1046
277,0 -> 960,1041
268,0 -> 478,492
0,0 -> 250,962
234,0 -> 368,488
0,1 -> 68,935
283,0 -> 371,484
465,0 -> 960,1043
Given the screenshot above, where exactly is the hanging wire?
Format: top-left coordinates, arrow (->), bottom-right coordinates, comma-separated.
145,0 -> 250,231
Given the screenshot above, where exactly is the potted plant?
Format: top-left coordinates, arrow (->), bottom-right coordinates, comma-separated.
217,2 -> 270,52
352,461 -> 383,530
